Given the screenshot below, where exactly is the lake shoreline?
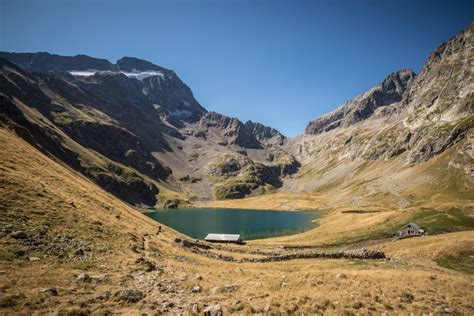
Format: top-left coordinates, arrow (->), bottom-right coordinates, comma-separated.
144,208 -> 324,241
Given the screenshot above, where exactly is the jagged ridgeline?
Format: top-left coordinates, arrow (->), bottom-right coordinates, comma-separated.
0,22 -> 472,208
0,52 -> 298,207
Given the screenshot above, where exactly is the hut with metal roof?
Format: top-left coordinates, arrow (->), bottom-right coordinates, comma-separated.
204,233 -> 242,244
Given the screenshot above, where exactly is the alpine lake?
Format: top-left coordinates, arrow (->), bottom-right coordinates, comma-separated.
145,208 -> 324,240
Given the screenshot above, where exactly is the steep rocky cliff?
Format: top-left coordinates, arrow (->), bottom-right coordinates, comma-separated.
305,69 -> 415,135
245,120 -> 286,145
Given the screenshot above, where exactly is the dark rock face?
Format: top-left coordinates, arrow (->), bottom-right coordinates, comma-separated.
245,120 -> 286,144
199,112 -> 261,149
116,56 -> 168,72
305,69 -> 415,135
63,121 -> 171,180
406,118 -> 473,163
143,72 -> 207,122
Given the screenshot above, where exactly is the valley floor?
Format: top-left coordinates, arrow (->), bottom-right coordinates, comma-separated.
1,128 -> 473,315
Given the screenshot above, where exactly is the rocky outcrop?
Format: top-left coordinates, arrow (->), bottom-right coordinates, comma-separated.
245,120 -> 286,145
305,69 -> 415,135
142,72 -> 207,122
198,112 -> 261,148
206,153 -> 284,199
116,56 -> 169,72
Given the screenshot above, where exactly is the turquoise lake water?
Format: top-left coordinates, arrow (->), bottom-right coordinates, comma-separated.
145,208 -> 323,240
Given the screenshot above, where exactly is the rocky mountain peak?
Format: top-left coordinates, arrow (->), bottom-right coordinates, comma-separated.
244,120 -> 286,145
305,68 -> 415,135
380,69 -> 416,95
116,56 -> 170,73
198,112 -> 261,149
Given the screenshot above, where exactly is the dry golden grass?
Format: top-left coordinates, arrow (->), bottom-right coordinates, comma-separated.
1,127 -> 473,314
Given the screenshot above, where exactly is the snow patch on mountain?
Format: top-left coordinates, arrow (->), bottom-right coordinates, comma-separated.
68,70 -> 98,77
68,69 -> 164,81
122,70 -> 164,81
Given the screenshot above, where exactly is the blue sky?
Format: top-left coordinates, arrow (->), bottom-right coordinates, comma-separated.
1,0 -> 472,136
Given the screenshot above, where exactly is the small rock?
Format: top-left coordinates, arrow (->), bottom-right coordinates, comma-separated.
10,231 -> 27,239
233,300 -> 244,312
117,289 -> 144,303
74,248 -> 84,256
29,257 -> 41,261
191,286 -> 201,293
43,288 -> 58,296
97,291 -> 111,301
336,273 -> 347,279
224,284 -> 239,292
264,303 -> 271,312
251,304 -> 263,313
203,304 -> 222,316
195,274 -> 203,280
14,250 -> 28,259
76,273 -> 91,283
234,267 -> 243,273
178,274 -> 188,281
400,292 -> 414,303
192,303 -> 200,313
136,257 -> 156,272
211,284 -> 240,294
211,286 -> 222,294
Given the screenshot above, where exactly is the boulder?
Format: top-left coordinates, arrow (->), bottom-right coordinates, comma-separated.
42,288 -> 58,296
117,289 -> 144,303
10,231 -> 27,239
203,304 -> 222,316
76,273 -> 91,283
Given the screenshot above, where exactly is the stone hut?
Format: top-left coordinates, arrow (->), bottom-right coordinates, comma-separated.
399,222 -> 425,237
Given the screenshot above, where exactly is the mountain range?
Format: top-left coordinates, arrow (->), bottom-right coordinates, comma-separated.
0,22 -> 472,211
